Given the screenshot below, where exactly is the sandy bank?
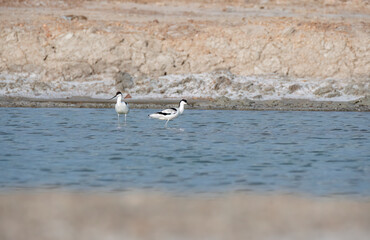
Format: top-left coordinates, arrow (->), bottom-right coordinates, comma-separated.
0,0 -> 369,103
0,192 -> 369,240
1,96 -> 369,111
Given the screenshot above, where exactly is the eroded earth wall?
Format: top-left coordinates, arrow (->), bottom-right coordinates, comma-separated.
0,0 -> 369,100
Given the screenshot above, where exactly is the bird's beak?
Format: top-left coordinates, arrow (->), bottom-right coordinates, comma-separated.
109,94 -> 117,100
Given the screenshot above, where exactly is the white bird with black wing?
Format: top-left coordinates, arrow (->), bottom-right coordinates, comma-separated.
110,91 -> 129,123
149,99 -> 188,127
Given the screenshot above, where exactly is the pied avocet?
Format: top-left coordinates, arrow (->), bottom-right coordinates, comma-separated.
149,99 -> 188,127
110,92 -> 129,123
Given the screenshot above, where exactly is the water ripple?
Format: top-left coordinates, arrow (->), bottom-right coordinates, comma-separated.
0,108 -> 369,197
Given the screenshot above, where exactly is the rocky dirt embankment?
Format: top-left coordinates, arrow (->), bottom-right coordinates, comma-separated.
0,0 -> 369,108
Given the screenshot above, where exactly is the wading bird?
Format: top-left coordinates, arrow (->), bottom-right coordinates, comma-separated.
110,91 -> 129,123
149,99 -> 188,127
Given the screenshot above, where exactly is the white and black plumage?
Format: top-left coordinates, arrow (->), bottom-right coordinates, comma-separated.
149,99 -> 188,127
110,92 -> 129,123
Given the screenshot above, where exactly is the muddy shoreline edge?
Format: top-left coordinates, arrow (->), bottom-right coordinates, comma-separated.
1,96 -> 369,112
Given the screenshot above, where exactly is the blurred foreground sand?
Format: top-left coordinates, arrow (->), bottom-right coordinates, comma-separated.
0,192 -> 369,240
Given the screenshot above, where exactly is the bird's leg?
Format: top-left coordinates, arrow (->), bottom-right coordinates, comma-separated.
117,114 -> 120,124
165,119 -> 169,128
124,114 -> 127,123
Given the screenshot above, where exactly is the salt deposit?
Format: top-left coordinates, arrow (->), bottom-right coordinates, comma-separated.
131,72 -> 369,101
1,71 -> 368,102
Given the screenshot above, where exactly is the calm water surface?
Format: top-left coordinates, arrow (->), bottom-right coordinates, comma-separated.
0,108 -> 369,197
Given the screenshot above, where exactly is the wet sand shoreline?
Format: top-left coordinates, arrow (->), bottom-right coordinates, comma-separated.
1,96 -> 369,112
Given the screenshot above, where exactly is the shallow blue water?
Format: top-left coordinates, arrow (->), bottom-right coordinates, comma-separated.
0,108 -> 369,197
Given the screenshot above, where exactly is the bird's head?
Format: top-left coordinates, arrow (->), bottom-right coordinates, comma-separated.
109,92 -> 122,100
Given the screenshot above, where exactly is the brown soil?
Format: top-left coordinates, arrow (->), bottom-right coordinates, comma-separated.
0,0 -> 369,104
